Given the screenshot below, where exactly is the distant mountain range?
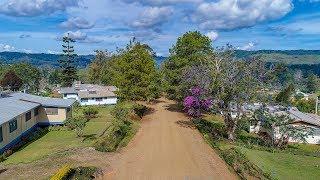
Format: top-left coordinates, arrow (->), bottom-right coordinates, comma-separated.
235,50 -> 320,65
0,52 -> 94,68
1,50 -> 320,68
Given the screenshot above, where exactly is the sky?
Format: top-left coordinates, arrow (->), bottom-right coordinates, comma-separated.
0,0 -> 319,55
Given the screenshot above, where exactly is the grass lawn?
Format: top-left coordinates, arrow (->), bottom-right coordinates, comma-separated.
198,114 -> 320,180
240,147 -> 320,180
1,106 -> 115,165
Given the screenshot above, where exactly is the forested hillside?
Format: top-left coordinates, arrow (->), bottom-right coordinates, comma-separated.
1,50 -> 320,68
235,50 -> 320,64
0,52 -> 166,68
0,52 -> 94,68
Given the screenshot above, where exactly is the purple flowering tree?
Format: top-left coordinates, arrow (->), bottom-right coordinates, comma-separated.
183,87 -> 212,118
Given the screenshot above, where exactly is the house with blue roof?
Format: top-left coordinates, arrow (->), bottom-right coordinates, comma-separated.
0,92 -> 75,153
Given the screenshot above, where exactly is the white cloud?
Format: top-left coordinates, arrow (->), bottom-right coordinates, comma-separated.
122,0 -> 202,6
60,30 -> 103,43
131,7 -> 173,29
0,0 -> 80,17
238,42 -> 257,50
47,50 -> 60,54
0,44 -> 15,52
60,17 -> 95,30
205,31 -> 219,41
193,0 -> 293,30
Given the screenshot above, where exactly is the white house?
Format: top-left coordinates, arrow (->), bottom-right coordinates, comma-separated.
59,83 -> 118,106
249,105 -> 320,144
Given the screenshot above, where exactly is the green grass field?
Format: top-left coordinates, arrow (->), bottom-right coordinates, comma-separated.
2,106 -> 115,165
240,147 -> 320,180
200,114 -> 320,180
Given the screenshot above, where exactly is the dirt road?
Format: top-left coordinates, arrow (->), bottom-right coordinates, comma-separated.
106,98 -> 237,180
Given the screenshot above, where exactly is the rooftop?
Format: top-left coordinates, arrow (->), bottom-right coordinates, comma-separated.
59,84 -> 117,98
0,96 -> 40,124
10,92 -> 76,108
0,92 -> 76,124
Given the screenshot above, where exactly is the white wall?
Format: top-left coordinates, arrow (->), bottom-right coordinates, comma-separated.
63,94 -> 79,101
288,126 -> 320,144
80,97 -> 117,106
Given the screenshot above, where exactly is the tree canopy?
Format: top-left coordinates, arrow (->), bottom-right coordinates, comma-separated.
162,31 -> 213,100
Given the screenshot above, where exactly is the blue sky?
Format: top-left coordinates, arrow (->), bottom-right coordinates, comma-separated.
0,0 -> 319,55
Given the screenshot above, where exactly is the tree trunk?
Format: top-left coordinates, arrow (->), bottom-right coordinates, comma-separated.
223,112 -> 236,141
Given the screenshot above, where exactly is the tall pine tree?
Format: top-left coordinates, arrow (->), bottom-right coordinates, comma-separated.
59,33 -> 77,87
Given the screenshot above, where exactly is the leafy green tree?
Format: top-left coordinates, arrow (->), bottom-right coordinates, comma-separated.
162,31 -> 213,100
0,70 -> 23,91
113,40 -> 160,101
59,34 -> 77,87
48,69 -> 62,85
305,73 -> 319,93
276,83 -> 295,105
87,50 -> 117,85
293,98 -> 316,113
10,62 -> 41,92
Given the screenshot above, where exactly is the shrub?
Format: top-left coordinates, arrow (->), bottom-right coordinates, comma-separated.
111,103 -> 132,121
237,131 -> 267,147
220,148 -> 265,179
65,116 -> 87,131
94,120 -> 132,152
70,166 -> 100,179
133,104 -> 148,118
235,118 -> 250,134
193,118 -> 227,139
83,106 -> 99,119
51,165 -> 73,180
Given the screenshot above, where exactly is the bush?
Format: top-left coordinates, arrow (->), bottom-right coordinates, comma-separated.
111,103 -> 132,122
193,118 -> 227,139
133,104 -> 148,118
83,106 -> 99,119
220,148 -> 265,179
51,165 -> 73,180
65,116 -> 87,131
236,118 -> 250,134
94,121 -> 132,152
70,166 -> 100,179
237,131 -> 267,147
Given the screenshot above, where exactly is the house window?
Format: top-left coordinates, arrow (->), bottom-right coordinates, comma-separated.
0,126 -> 3,142
45,108 -> 59,115
81,98 -> 88,102
26,111 -> 32,121
96,98 -> 103,102
9,118 -> 18,133
34,107 -> 39,116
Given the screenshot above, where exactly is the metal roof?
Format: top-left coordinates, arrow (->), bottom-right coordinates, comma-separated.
59,87 -> 77,94
59,84 -> 118,98
78,90 -> 116,99
10,92 -> 76,108
289,109 -> 320,127
0,96 -> 40,124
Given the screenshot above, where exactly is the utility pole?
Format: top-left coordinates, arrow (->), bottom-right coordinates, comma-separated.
316,96 -> 319,115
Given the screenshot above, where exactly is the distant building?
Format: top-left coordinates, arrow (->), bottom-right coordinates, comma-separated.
59,82 -> 118,106
0,92 -> 75,153
295,90 -> 310,100
248,105 -> 320,144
